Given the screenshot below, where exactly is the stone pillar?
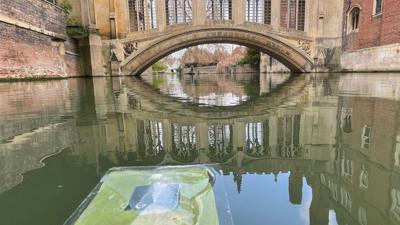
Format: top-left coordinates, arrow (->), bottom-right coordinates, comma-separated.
109,0 -> 117,39
289,172 -> 303,204
82,31 -> 105,76
78,0 -> 105,76
271,0 -> 281,30
157,0 -> 167,31
88,0 -> 97,26
193,0 -> 206,25
232,0 -> 245,24
163,120 -> 172,153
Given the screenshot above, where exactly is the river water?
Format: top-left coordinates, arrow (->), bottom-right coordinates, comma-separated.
0,72 -> 400,225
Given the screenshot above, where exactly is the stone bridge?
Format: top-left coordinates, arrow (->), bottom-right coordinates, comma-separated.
94,0 -> 343,76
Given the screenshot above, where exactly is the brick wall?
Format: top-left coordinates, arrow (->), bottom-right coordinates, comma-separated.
343,0 -> 400,51
0,0 -> 66,34
0,0 -> 82,77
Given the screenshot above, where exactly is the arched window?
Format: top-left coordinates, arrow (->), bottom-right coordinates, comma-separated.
373,0 -> 383,15
171,124 -> 198,163
208,124 -> 233,162
137,120 -> 166,164
245,121 -> 271,158
245,0 -> 272,24
147,0 -> 157,29
348,7 -> 360,33
280,0 -> 306,31
166,0 -> 193,25
128,0 -> 145,32
206,0 -> 232,20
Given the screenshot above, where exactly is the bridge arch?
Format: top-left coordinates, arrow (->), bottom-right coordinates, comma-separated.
120,27 -> 314,75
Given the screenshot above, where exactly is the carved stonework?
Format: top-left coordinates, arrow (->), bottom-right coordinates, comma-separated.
123,42 -> 138,58
298,40 -> 311,56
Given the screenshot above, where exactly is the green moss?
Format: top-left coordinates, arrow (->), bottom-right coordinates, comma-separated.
0,75 -> 67,83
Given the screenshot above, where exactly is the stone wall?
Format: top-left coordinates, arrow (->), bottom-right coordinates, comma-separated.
0,0 -> 81,78
341,43 -> 400,72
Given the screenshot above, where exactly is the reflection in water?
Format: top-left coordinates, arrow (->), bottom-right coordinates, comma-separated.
208,124 -> 233,162
0,73 -> 400,225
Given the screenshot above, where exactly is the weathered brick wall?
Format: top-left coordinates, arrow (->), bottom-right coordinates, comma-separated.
343,0 -> 400,51
0,22 -> 68,77
0,0 -> 82,77
0,0 -> 66,34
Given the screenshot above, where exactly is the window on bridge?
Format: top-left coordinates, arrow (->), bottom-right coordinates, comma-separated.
205,0 -> 232,20
280,0 -> 306,31
245,0 -> 272,25
166,0 -> 193,25
128,0 -> 146,32
147,0 -> 158,29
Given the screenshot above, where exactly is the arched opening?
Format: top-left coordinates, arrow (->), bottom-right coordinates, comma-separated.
347,6 -> 360,34
121,28 -> 313,75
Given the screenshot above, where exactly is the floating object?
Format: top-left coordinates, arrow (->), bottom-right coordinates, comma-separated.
64,165 -> 233,225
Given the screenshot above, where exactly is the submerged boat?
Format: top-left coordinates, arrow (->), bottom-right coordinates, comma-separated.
65,165 -> 232,225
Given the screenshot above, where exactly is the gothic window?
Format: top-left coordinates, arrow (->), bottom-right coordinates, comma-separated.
358,207 -> 367,225
147,0 -> 157,29
341,108 -> 353,133
206,0 -> 232,20
342,159 -> 353,181
280,0 -> 305,31
171,124 -> 198,163
245,0 -> 271,24
208,124 -> 233,162
348,7 -> 360,33
359,166 -> 368,189
278,115 -> 302,158
245,121 -> 270,157
137,120 -> 165,164
373,0 -> 383,15
361,125 -> 371,149
395,135 -> 400,167
391,189 -> 400,222
128,0 -> 145,31
166,0 -> 193,25
328,180 -> 338,201
340,187 -> 352,213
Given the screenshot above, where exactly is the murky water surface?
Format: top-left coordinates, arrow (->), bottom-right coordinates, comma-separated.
1,73 -> 400,225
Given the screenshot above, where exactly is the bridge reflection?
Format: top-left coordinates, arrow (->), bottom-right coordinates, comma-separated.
1,74 -> 400,225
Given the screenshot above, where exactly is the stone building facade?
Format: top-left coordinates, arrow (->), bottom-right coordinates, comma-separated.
341,0 -> 400,71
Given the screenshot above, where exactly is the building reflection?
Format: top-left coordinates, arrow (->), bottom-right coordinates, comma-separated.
0,74 -> 400,225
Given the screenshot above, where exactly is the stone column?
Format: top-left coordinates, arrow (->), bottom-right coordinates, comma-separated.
157,0 -> 167,31
271,0 -> 281,30
193,0 -> 206,25
109,0 -> 117,39
232,0 -> 245,24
